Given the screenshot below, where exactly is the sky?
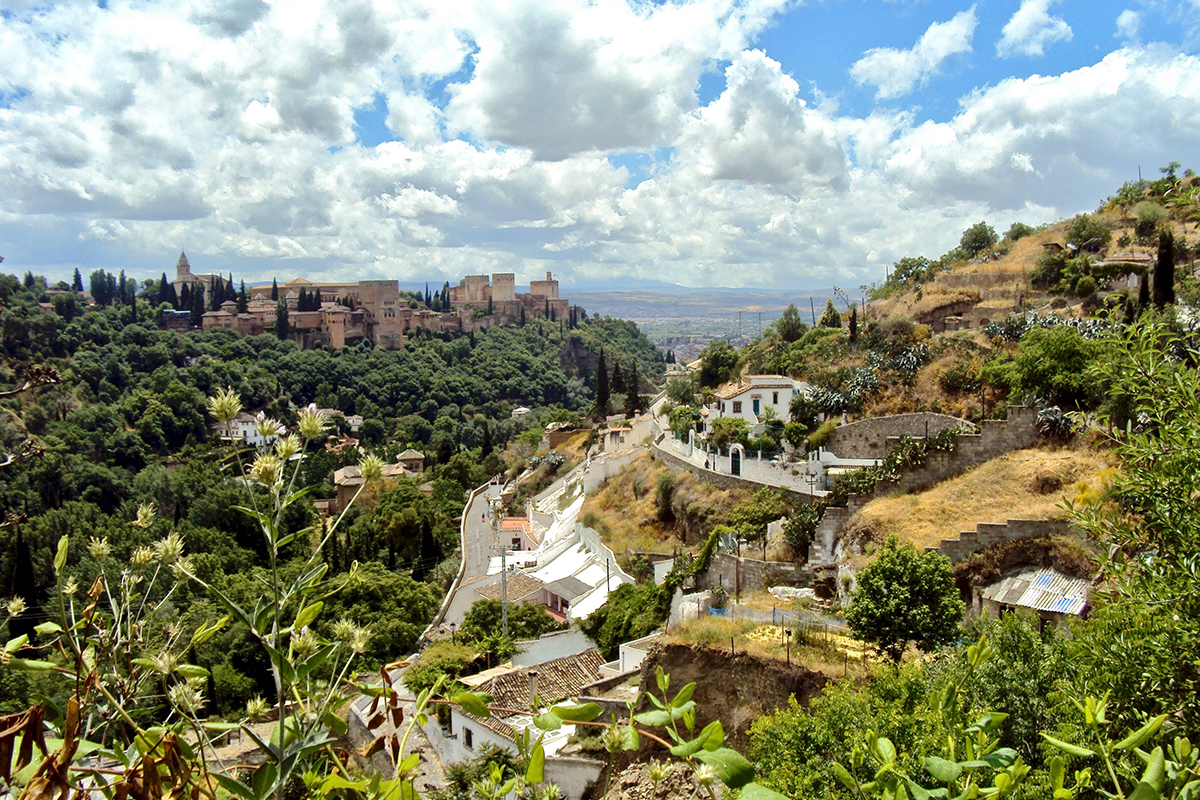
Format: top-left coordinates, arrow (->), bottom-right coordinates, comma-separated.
1,0 -> 1198,290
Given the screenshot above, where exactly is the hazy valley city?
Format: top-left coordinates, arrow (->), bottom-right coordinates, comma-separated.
2,1 -> 1200,799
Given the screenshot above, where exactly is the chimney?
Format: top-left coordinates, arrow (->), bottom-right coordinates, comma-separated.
546,271 -> 552,281
528,670 -> 539,706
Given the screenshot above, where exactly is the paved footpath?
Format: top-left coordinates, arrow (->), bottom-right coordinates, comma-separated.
441,483 -> 506,629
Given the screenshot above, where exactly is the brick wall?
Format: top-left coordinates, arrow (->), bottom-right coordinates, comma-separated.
827,412 -> 973,459
932,518 -> 1073,563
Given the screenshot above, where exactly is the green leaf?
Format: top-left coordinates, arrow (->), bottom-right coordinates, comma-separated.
656,665 -> 669,693
1115,715 -> 1169,750
322,774 -> 368,792
532,712 -> 562,731
981,749 -> 1020,769
189,615 -> 230,647
924,757 -> 963,784
451,691 -> 491,718
551,702 -> 603,722
323,709 -> 349,736
1127,747 -> 1165,800
200,722 -> 241,731
293,601 -> 324,630
1041,734 -> 1096,758
176,664 -> 210,680
34,621 -> 63,636
740,783 -> 794,800
671,683 -> 696,708
634,700 -> 694,727
833,763 -> 859,792
54,535 -> 69,574
262,643 -> 297,685
212,773 -> 255,799
668,721 -> 723,758
694,747 -> 755,789
872,736 -> 898,766
398,753 -> 420,774
526,743 -> 545,784
5,634 -> 29,653
6,657 -> 56,671
1049,756 -> 1065,791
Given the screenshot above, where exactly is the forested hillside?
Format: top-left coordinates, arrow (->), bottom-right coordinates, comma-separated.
0,269 -> 664,716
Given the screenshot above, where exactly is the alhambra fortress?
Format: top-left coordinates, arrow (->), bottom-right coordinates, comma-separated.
172,253 -> 576,349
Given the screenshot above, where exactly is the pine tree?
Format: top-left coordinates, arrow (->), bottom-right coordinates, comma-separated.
72,268 -> 83,292
594,349 -> 610,418
1154,230 -> 1175,309
271,278 -> 279,301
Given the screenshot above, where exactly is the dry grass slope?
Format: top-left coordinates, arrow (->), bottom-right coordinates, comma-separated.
581,452 -> 754,563
845,446 -> 1111,551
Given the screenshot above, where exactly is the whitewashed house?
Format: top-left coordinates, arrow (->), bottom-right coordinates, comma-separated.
705,375 -> 810,431
213,412 -> 281,448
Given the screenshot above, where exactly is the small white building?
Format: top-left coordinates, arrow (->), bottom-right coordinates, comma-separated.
706,375 -> 811,430
511,406 -> 532,419
213,412 -> 281,448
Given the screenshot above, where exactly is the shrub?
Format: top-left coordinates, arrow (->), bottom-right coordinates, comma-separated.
1030,249 -> 1066,289
807,419 -> 837,450
959,221 -> 998,257
937,360 -> 981,395
1064,213 -> 1112,250
656,473 -> 676,523
1075,275 -> 1097,296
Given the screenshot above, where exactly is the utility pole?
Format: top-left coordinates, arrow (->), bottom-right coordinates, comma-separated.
809,298 -> 816,326
492,496 -> 508,639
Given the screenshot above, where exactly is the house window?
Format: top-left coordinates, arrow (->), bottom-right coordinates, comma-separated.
753,399 -> 760,415
732,401 -> 742,414
464,728 -> 473,750
512,538 -> 521,549
773,391 -> 778,405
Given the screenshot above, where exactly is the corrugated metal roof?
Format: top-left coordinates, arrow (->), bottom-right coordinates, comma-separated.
982,567 -> 1090,616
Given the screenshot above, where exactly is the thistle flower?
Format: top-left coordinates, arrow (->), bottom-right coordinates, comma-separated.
349,625 -> 370,655
646,760 -> 670,784
152,531 -> 186,566
358,453 -> 385,482
131,546 -> 155,569
537,784 -> 563,800
291,627 -> 320,657
208,387 -> 242,424
88,537 -> 112,560
274,433 -> 302,462
150,651 -> 179,676
6,596 -> 26,617
602,724 -> 625,753
245,696 -> 270,722
132,503 -> 156,529
297,403 -> 328,440
62,577 -> 78,596
694,764 -> 718,788
249,452 -> 284,486
169,555 -> 196,580
331,618 -> 356,642
168,682 -> 205,716
254,412 -> 286,441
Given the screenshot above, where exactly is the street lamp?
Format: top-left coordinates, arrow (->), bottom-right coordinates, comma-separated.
449,622 -> 456,644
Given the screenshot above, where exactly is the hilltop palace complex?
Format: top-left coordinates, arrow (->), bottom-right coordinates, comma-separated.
170,252 -> 576,350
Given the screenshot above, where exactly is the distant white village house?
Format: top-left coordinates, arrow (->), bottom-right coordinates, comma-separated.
705,374 -> 811,432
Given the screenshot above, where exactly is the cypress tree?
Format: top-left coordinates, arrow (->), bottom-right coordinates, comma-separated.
271,278 -> 279,301
481,420 -> 493,455
849,305 -> 858,342
1154,230 -> 1175,309
23,272 -> 34,289
610,361 -> 625,395
519,306 -> 526,326
167,282 -> 179,308
180,282 -> 191,309
210,279 -> 221,310
72,268 -> 83,292
594,349 -> 610,418
313,288 -> 322,308
237,281 -> 248,313
487,296 -> 493,316
298,287 -> 308,311
192,284 -> 206,326
276,300 -> 290,339
1137,269 -> 1151,311
545,298 -> 550,318
425,284 -> 431,307
624,361 -> 641,416
157,273 -> 169,305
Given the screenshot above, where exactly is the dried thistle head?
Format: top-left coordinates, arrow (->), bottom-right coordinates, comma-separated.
291,627 -> 320,657
358,454 -> 385,482
6,596 -> 26,617
208,387 -> 242,424
331,618 -> 356,642
62,577 -> 78,597
245,696 -> 270,722
152,531 -> 186,566
151,651 -> 178,676
132,503 -> 156,529
349,625 -> 370,655
88,537 -> 112,560
297,403 -> 328,440
694,764 -> 718,788
646,760 -> 670,784
131,546 -> 155,569
254,412 -> 286,441
249,452 -> 284,487
168,682 -> 206,716
274,433 -> 302,462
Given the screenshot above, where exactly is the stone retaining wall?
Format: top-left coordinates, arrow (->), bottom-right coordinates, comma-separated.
702,551 -> 818,593
651,447 -> 816,503
828,412 -> 973,459
933,518 -> 1073,563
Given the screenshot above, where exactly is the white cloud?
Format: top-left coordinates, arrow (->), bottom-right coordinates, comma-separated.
1115,10 -> 1141,43
996,0 -> 1073,58
444,0 -> 788,160
850,7 -> 978,100
673,51 -> 847,194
